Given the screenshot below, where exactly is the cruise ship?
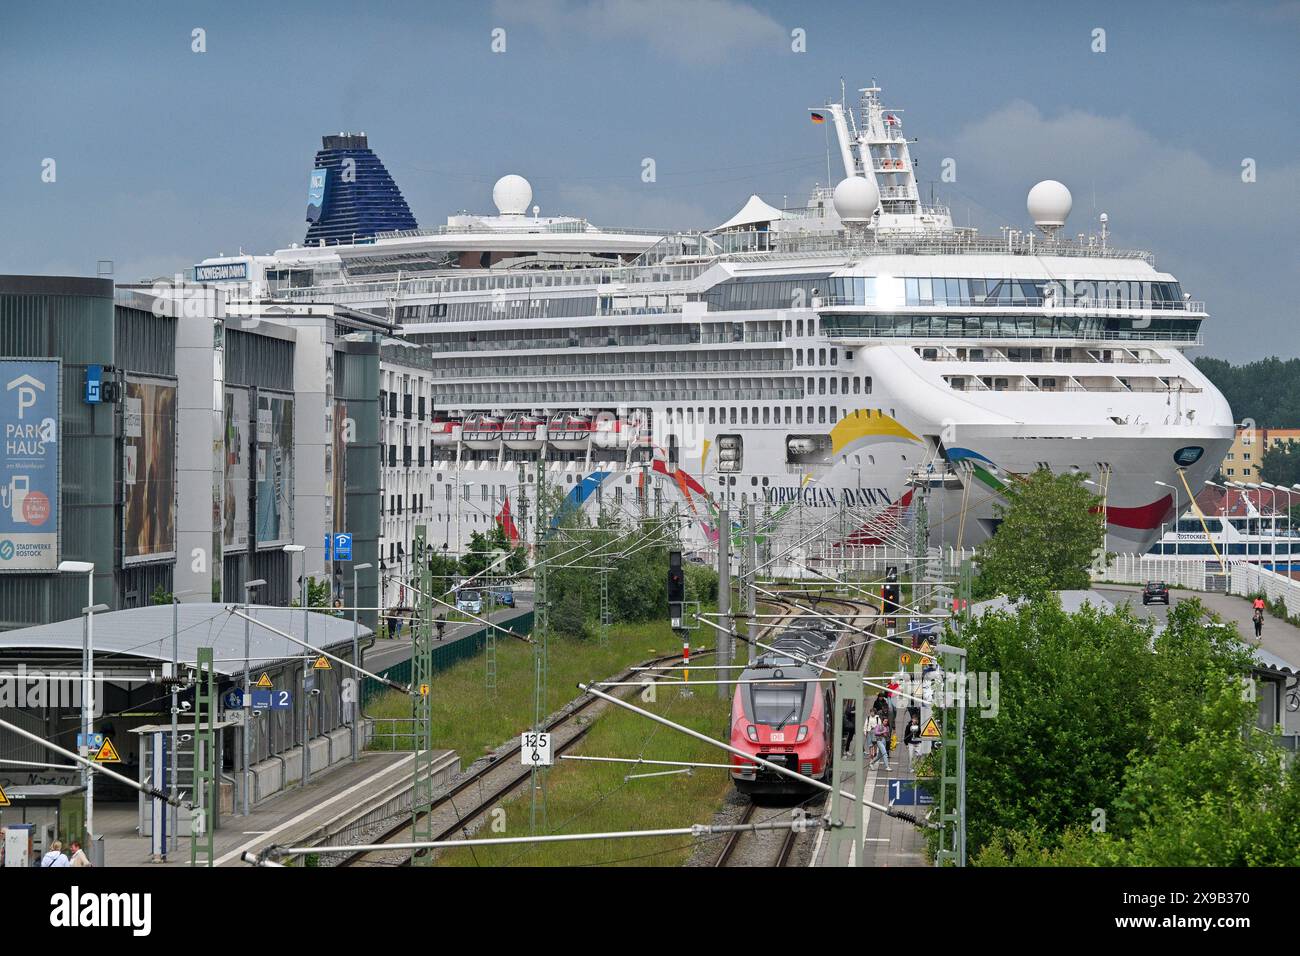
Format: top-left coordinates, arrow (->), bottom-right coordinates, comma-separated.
194,84 -> 1235,583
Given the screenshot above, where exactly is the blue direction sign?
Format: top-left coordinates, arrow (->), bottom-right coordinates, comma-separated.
887,778 -> 935,806
334,532 -> 352,561
76,732 -> 104,751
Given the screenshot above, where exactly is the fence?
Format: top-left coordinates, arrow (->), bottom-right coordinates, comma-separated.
1227,563 -> 1300,612
361,610 -> 534,706
1096,554 -> 1230,592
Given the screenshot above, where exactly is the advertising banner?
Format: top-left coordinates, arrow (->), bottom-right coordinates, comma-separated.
223,386 -> 250,550
122,376 -> 177,564
255,392 -> 294,547
306,167 -> 328,223
0,360 -> 60,572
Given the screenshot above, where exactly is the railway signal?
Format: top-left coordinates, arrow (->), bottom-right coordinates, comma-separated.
668,549 -> 685,631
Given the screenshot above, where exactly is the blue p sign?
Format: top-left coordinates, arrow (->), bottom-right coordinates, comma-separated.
334,533 -> 352,561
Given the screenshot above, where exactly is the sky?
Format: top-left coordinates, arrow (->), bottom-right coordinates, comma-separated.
1,0 -> 1296,361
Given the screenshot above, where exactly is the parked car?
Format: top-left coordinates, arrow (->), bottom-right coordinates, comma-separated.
491,587 -> 515,608
1142,581 -> 1170,606
456,589 -> 483,615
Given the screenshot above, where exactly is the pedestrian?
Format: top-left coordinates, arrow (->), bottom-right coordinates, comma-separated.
1253,596 -> 1266,613
903,715 -> 922,770
69,841 -> 91,867
871,691 -> 888,720
869,716 -> 890,771
40,841 -> 70,868
841,700 -> 856,757
1253,607 -> 1264,638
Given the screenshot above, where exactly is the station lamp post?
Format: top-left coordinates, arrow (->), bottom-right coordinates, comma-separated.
241,578 -> 267,815
167,587 -> 202,855
57,560 -> 96,845
1154,481 -> 1181,557
351,562 -> 373,762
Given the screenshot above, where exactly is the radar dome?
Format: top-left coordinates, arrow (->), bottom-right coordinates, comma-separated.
1027,180 -> 1072,234
832,176 -> 880,223
493,174 -> 533,216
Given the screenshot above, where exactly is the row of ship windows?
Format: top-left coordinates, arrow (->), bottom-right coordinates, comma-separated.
827,276 -> 1187,308
820,314 -> 1201,340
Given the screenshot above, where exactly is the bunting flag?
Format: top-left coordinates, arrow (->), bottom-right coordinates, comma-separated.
496,495 -> 520,543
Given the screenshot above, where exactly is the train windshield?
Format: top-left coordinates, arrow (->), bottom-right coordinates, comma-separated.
750,684 -> 807,727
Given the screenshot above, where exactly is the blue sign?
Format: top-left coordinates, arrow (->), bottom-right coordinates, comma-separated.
887,778 -> 935,806
334,532 -> 352,561
250,688 -> 292,710
193,262 -> 249,282
324,532 -> 332,561
84,365 -> 103,404
77,732 -> 104,751
223,689 -> 244,709
1,360 -> 61,572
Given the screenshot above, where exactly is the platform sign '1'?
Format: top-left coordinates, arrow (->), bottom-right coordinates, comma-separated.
521,731 -> 552,766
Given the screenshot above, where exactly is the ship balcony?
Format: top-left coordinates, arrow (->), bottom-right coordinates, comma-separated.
814,295 -> 1205,313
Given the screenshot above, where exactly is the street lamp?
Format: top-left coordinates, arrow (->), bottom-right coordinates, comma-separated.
240,578 -> 267,815
282,545 -> 309,787
351,562 -> 373,763
1154,481 -> 1180,557
57,560 -> 95,848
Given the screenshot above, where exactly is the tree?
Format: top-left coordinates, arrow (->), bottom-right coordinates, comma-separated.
973,470 -> 1104,601
1194,356 -> 1300,429
954,598 -> 1298,866
1260,442 -> 1300,487
457,530 -> 493,579
290,576 -> 331,609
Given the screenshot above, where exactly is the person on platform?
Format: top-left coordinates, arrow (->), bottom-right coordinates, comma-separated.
40,841 -> 70,867
1253,606 -> 1264,638
69,841 -> 92,867
903,716 -> 923,770
869,716 -> 890,771
841,700 -> 856,757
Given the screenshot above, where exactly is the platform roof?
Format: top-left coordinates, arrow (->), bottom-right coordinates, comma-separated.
0,604 -> 370,677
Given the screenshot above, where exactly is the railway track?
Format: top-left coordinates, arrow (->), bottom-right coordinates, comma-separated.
334,647 -> 707,867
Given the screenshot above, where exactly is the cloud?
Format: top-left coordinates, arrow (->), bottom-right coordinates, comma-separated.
937,101 -> 1300,359
491,0 -> 785,62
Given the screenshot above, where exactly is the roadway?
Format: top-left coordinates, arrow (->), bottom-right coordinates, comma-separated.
1094,584 -> 1300,735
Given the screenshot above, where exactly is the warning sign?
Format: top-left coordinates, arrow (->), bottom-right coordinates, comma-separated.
313,655 -> 332,670
94,738 -> 122,763
918,639 -> 932,655
900,653 -> 911,665
0,783 -> 9,807
920,717 -> 941,739
419,683 -> 430,697
255,672 -> 273,688
920,656 -> 933,666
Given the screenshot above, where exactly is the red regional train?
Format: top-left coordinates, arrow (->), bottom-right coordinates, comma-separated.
728,622 -> 853,795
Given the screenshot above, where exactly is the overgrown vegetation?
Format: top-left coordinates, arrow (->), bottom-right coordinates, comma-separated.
973,471 -> 1105,601
366,616 -> 710,768
437,685 -> 732,867
944,598 -> 1300,866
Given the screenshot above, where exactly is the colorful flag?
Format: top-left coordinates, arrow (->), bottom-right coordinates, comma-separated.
496,495 -> 520,543
885,113 -> 899,126
810,112 -> 825,124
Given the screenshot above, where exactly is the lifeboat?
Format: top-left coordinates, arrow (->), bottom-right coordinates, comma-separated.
462,412 -> 503,450
548,412 -> 592,451
431,417 -> 461,447
503,412 -> 546,450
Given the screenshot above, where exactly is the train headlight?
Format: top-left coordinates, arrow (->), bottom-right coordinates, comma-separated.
796,726 -> 808,743
746,725 -> 758,743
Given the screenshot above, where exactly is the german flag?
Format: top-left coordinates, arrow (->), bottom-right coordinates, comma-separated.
810,112 -> 825,124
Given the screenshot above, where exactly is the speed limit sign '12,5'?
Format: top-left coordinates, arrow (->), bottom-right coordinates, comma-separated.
521,731 -> 552,766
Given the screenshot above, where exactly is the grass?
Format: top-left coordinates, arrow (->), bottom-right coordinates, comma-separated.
365,614 -> 710,769
437,684 -> 734,867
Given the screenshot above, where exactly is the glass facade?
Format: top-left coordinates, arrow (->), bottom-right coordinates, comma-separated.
819,312 -> 1202,341
827,276 -> 1186,309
